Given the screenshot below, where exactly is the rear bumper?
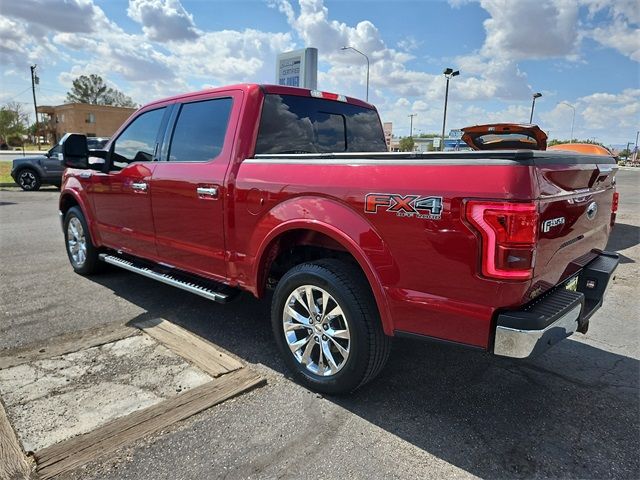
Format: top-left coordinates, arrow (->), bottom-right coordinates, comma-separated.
493,250 -> 619,359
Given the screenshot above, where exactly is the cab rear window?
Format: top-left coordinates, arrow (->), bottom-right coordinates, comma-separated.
255,94 -> 386,154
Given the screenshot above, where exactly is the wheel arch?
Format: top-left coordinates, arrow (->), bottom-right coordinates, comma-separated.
251,198 -> 396,335
59,189 -> 101,245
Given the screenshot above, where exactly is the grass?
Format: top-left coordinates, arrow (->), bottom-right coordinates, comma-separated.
0,161 -> 14,184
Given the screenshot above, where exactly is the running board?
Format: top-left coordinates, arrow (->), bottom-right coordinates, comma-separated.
99,253 -> 231,303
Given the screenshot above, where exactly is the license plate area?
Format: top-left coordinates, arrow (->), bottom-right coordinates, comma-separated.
564,275 -> 579,292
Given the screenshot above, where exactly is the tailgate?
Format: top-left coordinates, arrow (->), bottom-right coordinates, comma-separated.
532,151 -> 617,290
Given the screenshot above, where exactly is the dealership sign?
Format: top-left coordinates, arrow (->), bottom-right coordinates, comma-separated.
276,48 -> 318,89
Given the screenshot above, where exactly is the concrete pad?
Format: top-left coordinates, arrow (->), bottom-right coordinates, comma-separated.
0,335 -> 212,452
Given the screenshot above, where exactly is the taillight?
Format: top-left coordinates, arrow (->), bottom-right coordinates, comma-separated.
612,192 -> 619,213
465,201 -> 539,280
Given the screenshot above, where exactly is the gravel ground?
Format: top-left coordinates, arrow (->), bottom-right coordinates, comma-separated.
0,170 -> 638,479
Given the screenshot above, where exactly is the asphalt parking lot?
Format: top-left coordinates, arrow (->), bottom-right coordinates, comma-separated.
1,170 -> 638,479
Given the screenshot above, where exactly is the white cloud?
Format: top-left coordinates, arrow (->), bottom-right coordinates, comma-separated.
1,0 -> 100,33
480,0 -> 581,60
127,0 -> 199,41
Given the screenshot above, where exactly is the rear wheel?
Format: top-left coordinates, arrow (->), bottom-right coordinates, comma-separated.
64,207 -> 102,275
17,169 -> 41,191
271,259 -> 390,394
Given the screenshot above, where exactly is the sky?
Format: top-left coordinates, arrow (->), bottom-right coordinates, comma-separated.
0,0 -> 638,146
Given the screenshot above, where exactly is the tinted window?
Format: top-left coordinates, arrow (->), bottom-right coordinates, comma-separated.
168,98 -> 232,162
255,94 -> 387,154
111,108 -> 165,169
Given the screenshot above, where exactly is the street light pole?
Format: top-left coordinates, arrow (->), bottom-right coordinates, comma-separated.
341,46 -> 370,102
441,67 -> 459,151
559,101 -> 575,141
529,92 -> 542,124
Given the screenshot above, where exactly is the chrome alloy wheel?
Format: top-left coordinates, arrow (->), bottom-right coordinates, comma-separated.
67,217 -> 87,267
19,171 -> 37,189
282,285 -> 351,377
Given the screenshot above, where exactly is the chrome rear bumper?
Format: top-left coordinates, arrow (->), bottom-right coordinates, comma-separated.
493,250 -> 619,359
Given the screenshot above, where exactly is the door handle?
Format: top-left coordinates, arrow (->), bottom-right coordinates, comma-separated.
197,186 -> 218,198
132,182 -> 148,191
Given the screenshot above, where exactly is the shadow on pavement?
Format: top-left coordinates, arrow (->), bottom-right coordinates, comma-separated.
92,270 -> 639,479
606,223 -> 640,264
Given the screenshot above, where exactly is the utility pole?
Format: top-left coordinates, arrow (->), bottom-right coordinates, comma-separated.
30,65 -> 40,150
408,113 -> 417,138
635,130 -> 639,159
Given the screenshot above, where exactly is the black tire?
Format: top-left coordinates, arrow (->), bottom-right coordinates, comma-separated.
17,168 -> 41,191
63,206 -> 103,275
271,259 -> 390,394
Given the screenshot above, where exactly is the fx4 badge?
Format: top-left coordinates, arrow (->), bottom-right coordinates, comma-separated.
365,193 -> 444,220
542,217 -> 565,233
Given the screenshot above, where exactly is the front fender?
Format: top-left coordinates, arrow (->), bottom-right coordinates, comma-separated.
250,196 -> 397,335
59,176 -> 101,245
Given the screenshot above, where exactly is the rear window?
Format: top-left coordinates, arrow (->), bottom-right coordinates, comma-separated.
255,94 -> 386,154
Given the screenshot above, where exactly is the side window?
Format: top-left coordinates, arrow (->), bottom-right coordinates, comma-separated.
168,98 -> 232,162
111,108 -> 165,170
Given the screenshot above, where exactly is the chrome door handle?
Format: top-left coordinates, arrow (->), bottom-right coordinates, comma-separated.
132,182 -> 148,191
197,186 -> 218,198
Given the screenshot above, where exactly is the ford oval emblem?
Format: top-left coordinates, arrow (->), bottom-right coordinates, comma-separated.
586,201 -> 598,220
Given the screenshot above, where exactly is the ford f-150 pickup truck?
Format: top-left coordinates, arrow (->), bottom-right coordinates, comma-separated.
58,84 -> 619,394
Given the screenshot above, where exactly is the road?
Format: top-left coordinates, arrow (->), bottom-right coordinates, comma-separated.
1,170 -> 638,479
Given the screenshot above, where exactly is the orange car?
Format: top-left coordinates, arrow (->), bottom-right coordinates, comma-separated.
547,143 -> 614,156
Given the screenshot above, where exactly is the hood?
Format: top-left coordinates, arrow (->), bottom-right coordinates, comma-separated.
12,155 -> 48,165
461,123 -> 547,151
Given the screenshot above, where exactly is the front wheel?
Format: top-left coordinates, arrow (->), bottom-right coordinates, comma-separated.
17,169 -> 41,191
271,259 -> 390,394
64,207 -> 102,275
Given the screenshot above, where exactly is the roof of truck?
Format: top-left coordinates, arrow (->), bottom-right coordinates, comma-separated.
143,83 -> 375,110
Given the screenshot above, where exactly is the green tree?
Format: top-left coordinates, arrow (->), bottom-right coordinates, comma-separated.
66,74 -> 137,107
0,102 -> 28,145
399,136 -> 415,152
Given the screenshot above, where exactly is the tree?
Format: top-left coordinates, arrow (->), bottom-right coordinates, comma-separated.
0,102 -> 29,146
65,74 -> 137,107
399,136 -> 415,152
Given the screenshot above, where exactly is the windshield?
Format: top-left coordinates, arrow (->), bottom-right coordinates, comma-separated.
255,94 -> 387,154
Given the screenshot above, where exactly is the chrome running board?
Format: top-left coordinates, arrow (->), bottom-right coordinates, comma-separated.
99,253 -> 230,303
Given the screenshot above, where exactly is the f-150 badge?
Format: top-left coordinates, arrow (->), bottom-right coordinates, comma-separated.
542,217 -> 565,233
365,193 -> 443,220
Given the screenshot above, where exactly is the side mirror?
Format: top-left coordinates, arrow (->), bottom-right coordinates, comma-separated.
61,133 -> 89,168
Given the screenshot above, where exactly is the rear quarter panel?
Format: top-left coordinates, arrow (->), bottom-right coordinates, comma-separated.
232,158 -> 538,348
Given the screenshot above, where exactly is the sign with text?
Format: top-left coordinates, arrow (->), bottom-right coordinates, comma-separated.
276,48 -> 318,89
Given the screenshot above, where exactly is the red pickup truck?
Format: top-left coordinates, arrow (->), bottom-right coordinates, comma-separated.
59,84 -> 619,394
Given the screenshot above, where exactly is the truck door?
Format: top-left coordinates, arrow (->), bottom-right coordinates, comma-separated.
150,91 -> 240,281
89,106 -> 167,257
42,144 -> 65,180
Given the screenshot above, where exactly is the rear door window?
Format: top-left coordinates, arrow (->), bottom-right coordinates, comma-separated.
255,94 -> 386,154
167,98 -> 233,162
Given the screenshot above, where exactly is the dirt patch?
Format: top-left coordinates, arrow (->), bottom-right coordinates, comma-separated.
0,335 -> 212,452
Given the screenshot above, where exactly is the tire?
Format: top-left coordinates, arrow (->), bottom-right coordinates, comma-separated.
17,169 -> 41,191
63,206 -> 102,275
271,259 -> 390,394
